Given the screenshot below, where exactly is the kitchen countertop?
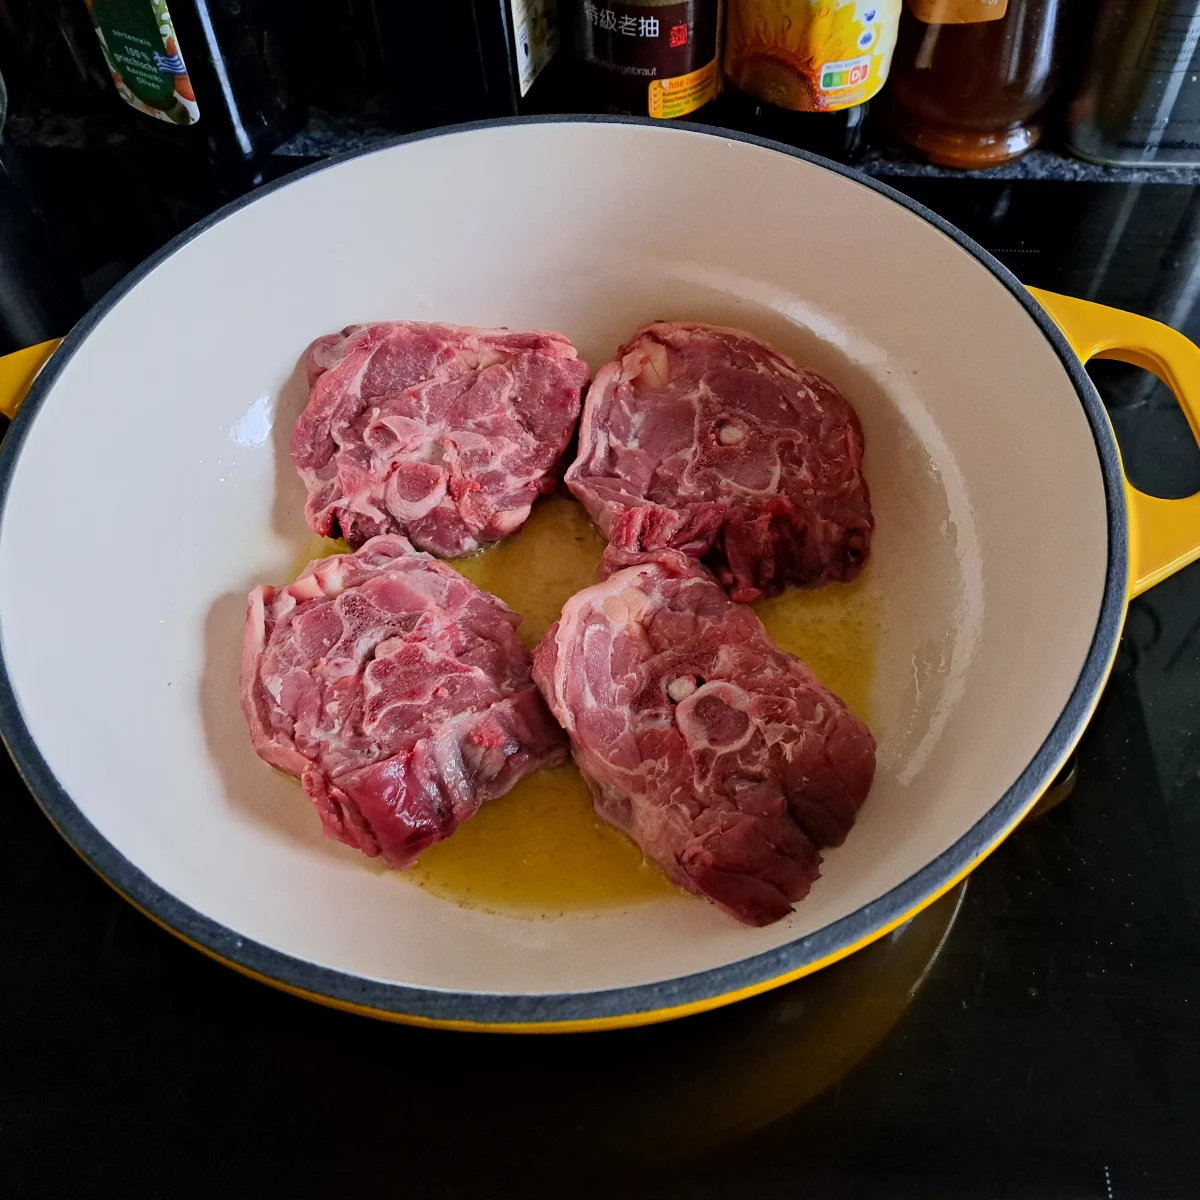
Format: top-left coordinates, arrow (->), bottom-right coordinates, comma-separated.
13,106 -> 1200,184
274,112 -> 1200,183
2,134 -> 1199,1198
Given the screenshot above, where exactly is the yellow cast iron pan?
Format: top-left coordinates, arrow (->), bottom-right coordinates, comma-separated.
1,118 -> 1198,1032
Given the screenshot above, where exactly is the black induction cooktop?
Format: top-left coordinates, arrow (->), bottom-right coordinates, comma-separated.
1,147 -> 1198,1199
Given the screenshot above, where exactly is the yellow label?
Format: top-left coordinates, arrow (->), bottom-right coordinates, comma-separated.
906,0 -> 1007,21
649,57 -> 720,120
725,0 -> 902,114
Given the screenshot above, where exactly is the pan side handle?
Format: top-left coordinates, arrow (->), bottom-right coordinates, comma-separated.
0,339 -> 61,422
1030,287 -> 1200,599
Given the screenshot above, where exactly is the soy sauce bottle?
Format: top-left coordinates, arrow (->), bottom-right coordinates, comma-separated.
82,0 -> 304,184
569,0 -> 725,120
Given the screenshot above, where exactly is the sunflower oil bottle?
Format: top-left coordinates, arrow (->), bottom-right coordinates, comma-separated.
720,0 -> 901,161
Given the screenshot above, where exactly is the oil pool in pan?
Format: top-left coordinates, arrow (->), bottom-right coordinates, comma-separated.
292,492 -> 879,917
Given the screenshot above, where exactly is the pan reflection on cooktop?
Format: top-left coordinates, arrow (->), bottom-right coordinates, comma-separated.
267,880 -> 967,1168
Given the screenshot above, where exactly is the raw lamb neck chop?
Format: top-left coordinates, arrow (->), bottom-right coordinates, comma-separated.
532,550 -> 876,926
242,535 -> 567,867
293,322 -> 588,558
566,322 -> 872,601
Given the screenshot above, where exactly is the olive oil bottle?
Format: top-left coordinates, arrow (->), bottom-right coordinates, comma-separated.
81,0 -> 304,179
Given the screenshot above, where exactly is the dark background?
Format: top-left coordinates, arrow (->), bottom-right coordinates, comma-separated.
1,172 -> 1198,1200
1,6 -> 1199,1194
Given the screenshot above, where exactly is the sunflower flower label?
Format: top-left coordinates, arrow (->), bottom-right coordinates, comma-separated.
725,0 -> 902,113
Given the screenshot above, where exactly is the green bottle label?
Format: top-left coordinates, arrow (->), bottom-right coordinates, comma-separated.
85,0 -> 200,125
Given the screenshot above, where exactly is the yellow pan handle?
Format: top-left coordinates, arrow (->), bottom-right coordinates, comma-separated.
1030,287 -> 1200,599
0,339 -> 61,422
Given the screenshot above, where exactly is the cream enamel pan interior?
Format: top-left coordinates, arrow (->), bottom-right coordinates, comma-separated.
0,118 -> 1171,1030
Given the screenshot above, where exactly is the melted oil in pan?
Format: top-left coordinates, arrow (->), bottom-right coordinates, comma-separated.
408,761 -> 682,913
753,574 -> 876,728
450,492 -> 607,648
409,493 -> 879,916
411,495 -> 681,912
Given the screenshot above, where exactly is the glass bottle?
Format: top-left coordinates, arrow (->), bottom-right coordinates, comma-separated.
885,0 -> 1067,169
1067,0 -> 1200,167
719,0 -> 901,162
82,0 -> 305,180
367,0 -> 568,126
569,0 -> 725,119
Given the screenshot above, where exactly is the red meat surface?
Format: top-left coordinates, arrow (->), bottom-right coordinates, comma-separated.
241,535 -> 567,867
566,322 -> 872,601
532,550 -> 875,926
293,322 -> 588,557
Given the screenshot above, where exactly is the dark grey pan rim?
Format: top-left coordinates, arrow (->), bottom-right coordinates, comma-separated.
0,115 -> 1127,1028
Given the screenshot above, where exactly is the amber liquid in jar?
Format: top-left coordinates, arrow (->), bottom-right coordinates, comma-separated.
886,0 -> 1066,168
